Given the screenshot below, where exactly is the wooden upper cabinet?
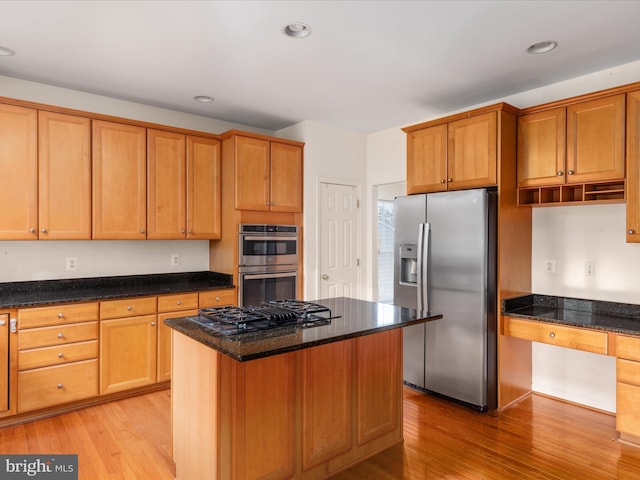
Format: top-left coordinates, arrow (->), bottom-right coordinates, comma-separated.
38,111 -> 91,239
406,124 -> 447,194
0,104 -> 37,239
517,108 -> 566,187
270,142 -> 303,212
447,112 -> 497,190
627,91 -> 640,243
92,120 -> 147,239
187,136 -> 221,239
147,129 -> 186,239
566,94 -> 625,183
233,134 -> 303,212
234,135 -> 270,211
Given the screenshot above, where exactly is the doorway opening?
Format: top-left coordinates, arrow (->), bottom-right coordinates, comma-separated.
375,182 -> 405,303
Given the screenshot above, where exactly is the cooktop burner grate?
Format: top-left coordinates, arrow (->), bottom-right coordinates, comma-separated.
193,300 -> 338,337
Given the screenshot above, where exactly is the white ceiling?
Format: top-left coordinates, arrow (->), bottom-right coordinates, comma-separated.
2,0 -> 640,133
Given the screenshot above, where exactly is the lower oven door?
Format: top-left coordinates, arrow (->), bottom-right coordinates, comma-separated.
238,269 -> 297,306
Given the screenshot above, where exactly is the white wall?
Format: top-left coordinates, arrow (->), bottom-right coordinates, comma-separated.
277,121 -> 367,300
0,75 -> 273,283
365,59 -> 640,412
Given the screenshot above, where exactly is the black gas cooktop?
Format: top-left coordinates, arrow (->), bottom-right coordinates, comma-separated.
191,299 -> 338,337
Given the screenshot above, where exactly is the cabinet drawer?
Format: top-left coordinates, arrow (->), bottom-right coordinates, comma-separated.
158,293 -> 199,313
504,317 -> 608,355
100,296 -> 157,319
19,302 -> 98,329
199,289 -> 237,308
18,340 -> 98,371
617,334 -> 640,361
18,321 -> 98,350
617,381 -> 640,438
17,359 -> 98,412
617,358 -> 640,387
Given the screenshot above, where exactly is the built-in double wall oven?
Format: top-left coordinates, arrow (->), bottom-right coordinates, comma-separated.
238,224 -> 299,306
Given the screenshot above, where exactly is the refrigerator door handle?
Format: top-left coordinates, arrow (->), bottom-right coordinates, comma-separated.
417,222 -> 430,312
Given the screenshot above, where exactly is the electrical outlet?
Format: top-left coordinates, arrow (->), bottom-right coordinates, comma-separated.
585,261 -> 596,277
65,257 -> 78,271
544,259 -> 556,274
170,254 -> 180,267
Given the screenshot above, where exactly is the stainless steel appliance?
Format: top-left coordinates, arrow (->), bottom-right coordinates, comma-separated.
238,224 -> 299,306
192,300 -> 336,337
393,188 -> 497,411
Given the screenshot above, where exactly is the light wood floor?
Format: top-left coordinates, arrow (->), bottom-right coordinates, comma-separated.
2,387 -> 640,479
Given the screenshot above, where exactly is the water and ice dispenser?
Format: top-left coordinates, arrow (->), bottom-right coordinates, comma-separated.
398,244 -> 418,286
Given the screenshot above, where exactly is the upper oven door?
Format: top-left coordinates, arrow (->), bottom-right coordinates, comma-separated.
239,234 -> 298,267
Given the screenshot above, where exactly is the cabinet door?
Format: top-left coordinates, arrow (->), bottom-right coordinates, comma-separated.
0,104 -> 37,239
234,136 -> 270,211
147,129 -> 186,239
92,120 -> 147,239
270,142 -> 303,212
517,108 -> 566,187
447,112 -> 497,190
566,94 -> 625,184
187,136 -> 221,239
0,314 -> 8,413
406,125 -> 447,194
38,111 -> 91,239
157,309 -> 197,382
627,91 -> 640,243
99,315 -> 157,394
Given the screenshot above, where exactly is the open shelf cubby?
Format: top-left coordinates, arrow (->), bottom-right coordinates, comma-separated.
518,179 -> 625,207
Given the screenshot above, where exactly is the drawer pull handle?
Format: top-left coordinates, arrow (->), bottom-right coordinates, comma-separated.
57,333 -> 64,339
58,353 -> 64,358
58,313 -> 64,318
127,306 -> 133,311
57,383 -> 63,389
549,332 -> 556,339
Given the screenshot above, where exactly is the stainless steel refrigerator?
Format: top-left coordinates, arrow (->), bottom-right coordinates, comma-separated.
393,188 -> 497,412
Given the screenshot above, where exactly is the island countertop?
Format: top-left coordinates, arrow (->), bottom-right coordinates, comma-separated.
164,296 -> 442,361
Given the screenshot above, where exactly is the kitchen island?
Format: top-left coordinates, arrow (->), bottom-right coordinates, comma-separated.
165,297 -> 442,480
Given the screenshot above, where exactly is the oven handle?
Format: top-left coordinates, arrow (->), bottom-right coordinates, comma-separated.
241,271 -> 297,280
242,235 -> 297,241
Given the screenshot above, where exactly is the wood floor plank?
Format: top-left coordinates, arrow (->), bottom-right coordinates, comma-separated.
1,386 -> 640,479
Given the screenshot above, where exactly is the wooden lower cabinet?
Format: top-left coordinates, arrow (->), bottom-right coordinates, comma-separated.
0,313 -> 9,414
199,288 -> 238,308
172,328 -> 403,480
616,334 -> 640,443
99,315 -> 158,394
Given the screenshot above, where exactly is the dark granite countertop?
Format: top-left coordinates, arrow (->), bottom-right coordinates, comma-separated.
502,294 -> 640,336
164,297 -> 442,362
0,271 -> 233,308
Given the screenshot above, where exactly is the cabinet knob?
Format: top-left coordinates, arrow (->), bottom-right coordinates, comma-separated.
440,179 -> 446,183
127,306 -> 133,311
447,178 -> 453,183
151,322 -> 157,326
58,353 -> 64,358
265,202 -> 270,206
629,229 -> 636,235
0,320 -> 5,326
140,229 -> 145,234
188,229 -> 193,234
215,296 -> 221,302
177,300 -> 182,305
30,228 -> 36,234
57,383 -> 64,389
567,170 -> 574,175
321,274 -> 329,280
57,332 -> 64,339
181,229 -> 185,234
549,332 -> 556,339
557,170 -> 563,176
41,228 -> 48,234
58,313 -> 64,319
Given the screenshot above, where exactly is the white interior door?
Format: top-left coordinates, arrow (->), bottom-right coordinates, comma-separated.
319,182 -> 359,299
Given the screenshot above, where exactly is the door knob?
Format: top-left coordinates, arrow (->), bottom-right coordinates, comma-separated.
321,274 -> 329,280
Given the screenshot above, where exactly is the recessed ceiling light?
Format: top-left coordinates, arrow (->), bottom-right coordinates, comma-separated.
282,22 -> 312,38
0,46 -> 15,56
527,40 -> 558,54
193,95 -> 214,103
